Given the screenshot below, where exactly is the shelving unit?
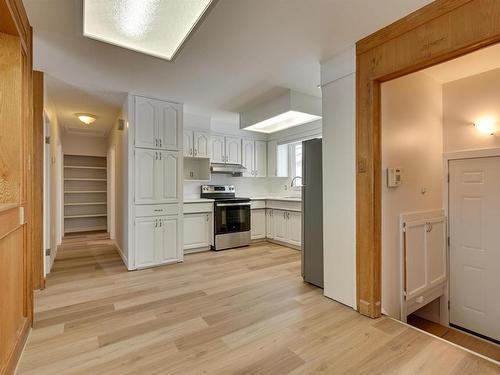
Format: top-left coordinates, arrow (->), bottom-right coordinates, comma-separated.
64,155 -> 108,234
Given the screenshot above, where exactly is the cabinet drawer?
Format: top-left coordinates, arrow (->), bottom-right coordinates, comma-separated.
184,202 -> 213,214
135,204 -> 180,217
251,200 -> 266,209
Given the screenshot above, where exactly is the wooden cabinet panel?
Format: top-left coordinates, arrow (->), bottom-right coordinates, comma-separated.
135,149 -> 156,204
225,136 -> 241,164
183,213 -> 211,249
158,151 -> 180,203
193,131 -> 209,158
210,135 -> 225,163
254,141 -> 267,177
242,139 -> 254,177
266,209 -> 275,239
287,211 -> 302,247
135,97 -> 156,149
274,210 -> 287,242
157,101 -> 181,150
251,209 -> 266,240
159,216 -> 179,263
134,217 -> 157,268
183,130 -> 193,157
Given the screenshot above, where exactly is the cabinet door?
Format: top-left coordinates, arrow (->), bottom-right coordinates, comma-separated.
157,151 -> 180,203
135,217 -> 157,268
241,139 -> 255,177
287,211 -> 302,247
266,209 -> 274,239
251,209 -> 266,240
267,141 -> 277,177
183,213 -> 210,249
158,216 -> 179,263
274,210 -> 287,242
211,135 -> 225,163
254,141 -> 267,177
157,101 -> 181,150
225,136 -> 241,164
183,130 -> 193,157
135,149 -> 157,204
194,131 -> 210,158
135,97 -> 157,149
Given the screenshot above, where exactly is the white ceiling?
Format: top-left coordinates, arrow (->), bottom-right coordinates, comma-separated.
424,43 -> 500,84
24,0 -> 433,133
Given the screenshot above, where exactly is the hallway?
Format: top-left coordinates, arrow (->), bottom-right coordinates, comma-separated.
17,235 -> 499,374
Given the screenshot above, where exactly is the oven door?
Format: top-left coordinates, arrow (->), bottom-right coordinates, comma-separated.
214,202 -> 251,235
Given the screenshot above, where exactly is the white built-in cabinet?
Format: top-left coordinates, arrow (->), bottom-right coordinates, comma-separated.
267,141 -> 288,177
135,149 -> 180,204
211,135 -> 241,164
184,213 -> 211,250
242,139 -> 267,177
251,209 -> 266,239
134,215 -> 179,268
266,208 -> 301,247
131,95 -> 183,270
183,130 -> 210,158
135,96 -> 182,150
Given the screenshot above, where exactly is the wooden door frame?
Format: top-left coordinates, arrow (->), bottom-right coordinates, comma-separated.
355,0 -> 500,318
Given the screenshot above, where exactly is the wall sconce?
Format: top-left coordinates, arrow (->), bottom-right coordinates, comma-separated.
473,117 -> 496,135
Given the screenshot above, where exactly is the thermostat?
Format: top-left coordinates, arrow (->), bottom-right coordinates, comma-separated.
387,168 -> 402,187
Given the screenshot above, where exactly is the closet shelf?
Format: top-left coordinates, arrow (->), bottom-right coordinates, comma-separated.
65,225 -> 107,233
64,214 -> 108,219
64,202 -> 107,206
64,178 -> 107,181
64,190 -> 107,194
64,166 -> 107,170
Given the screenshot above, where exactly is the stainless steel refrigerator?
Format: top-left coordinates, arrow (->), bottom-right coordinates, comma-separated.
301,138 -> 324,288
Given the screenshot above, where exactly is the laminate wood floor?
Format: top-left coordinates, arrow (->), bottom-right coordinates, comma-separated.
17,234 -> 500,374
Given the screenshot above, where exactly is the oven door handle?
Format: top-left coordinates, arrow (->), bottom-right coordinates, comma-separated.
216,202 -> 251,207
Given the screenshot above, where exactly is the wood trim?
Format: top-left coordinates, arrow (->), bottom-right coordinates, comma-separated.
0,205 -> 21,240
355,0 -> 500,318
32,71 -> 45,290
1,318 -> 29,375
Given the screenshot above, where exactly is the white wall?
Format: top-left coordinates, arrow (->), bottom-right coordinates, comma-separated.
443,67 -> 500,152
381,72 -> 444,319
320,47 -> 357,309
62,132 -> 108,156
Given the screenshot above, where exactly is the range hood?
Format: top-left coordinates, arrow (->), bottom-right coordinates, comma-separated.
210,163 -> 247,177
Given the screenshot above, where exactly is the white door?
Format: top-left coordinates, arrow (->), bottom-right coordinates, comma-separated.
158,216 -> 179,263
266,209 -> 275,239
183,130 -> 193,157
135,149 -> 156,204
449,157 -> 500,341
225,136 -> 241,164
135,97 -> 157,149
287,211 -> 302,247
267,141 -> 277,177
251,209 -> 266,240
156,101 -> 180,150
183,213 -> 210,249
157,151 -> 180,203
135,217 -> 157,268
194,131 -> 210,158
241,139 -> 255,177
211,135 -> 225,163
254,141 -> 267,177
274,210 -> 287,242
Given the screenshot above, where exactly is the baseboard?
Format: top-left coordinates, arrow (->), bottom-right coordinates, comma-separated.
113,241 -> 129,270
184,246 -> 211,255
267,239 -> 301,250
3,318 -> 30,375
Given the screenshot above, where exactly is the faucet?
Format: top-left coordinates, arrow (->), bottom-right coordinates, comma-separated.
290,176 -> 302,187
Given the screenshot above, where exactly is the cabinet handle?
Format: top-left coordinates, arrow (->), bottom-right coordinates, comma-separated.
190,148 -> 193,156
159,152 -> 162,160
155,139 -> 158,147
159,139 -> 162,147
154,209 -> 163,212
194,149 -> 198,156
155,219 -> 158,227
160,219 -> 163,227
206,214 -> 209,222
155,151 -> 158,160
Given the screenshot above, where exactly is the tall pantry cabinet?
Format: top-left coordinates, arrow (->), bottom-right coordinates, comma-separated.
127,95 -> 183,269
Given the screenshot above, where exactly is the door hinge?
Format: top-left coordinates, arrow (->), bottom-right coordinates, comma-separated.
45,248 -> 51,256
447,173 -> 450,183
447,236 -> 450,247
448,300 -> 450,310
45,136 -> 50,144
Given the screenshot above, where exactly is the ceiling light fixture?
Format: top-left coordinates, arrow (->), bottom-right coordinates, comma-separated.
76,113 -> 97,125
83,0 -> 214,61
240,90 -> 322,134
473,117 -> 496,135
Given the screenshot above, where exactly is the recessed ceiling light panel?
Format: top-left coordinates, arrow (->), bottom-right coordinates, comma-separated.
83,0 -> 213,61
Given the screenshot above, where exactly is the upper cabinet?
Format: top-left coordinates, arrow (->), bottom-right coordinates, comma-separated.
210,135 -> 241,164
210,135 -> 225,163
184,130 -> 210,158
267,141 -> 288,177
242,139 -> 267,177
135,96 -> 182,151
225,136 -> 242,164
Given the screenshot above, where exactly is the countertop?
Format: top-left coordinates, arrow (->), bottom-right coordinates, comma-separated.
251,197 -> 302,202
183,198 -> 215,203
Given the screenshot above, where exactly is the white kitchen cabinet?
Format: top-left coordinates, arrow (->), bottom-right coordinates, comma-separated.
225,136 -> 241,164
184,212 -> 211,250
274,209 -> 288,242
251,209 -> 266,240
183,130 -> 194,157
242,139 -> 255,177
135,149 -> 180,204
184,130 -> 210,158
135,215 -> 180,268
266,209 -> 275,239
287,211 -> 302,247
210,135 -> 225,163
267,141 -> 288,177
254,141 -> 267,177
135,96 -> 181,150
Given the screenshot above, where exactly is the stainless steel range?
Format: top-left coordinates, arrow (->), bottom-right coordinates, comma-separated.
201,185 -> 251,251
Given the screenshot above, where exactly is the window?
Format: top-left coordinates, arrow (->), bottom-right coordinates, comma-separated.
289,142 -> 303,188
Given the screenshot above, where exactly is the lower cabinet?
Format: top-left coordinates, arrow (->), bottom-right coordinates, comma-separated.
266,208 -> 302,247
135,215 -> 180,268
184,212 -> 211,250
251,209 -> 266,239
